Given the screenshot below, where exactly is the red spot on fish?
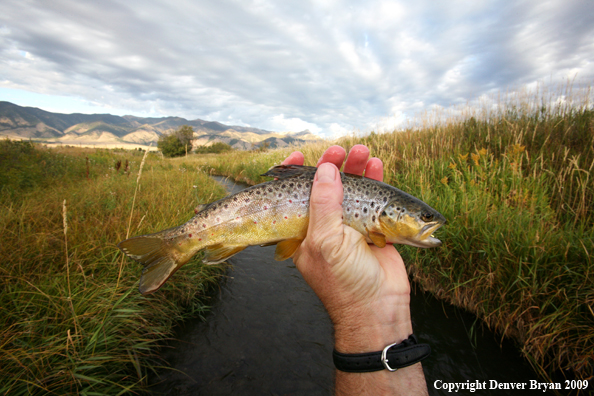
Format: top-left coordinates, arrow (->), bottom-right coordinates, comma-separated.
273,221 -> 276,224
199,238 -> 202,241
236,217 -> 240,220
284,216 -> 288,219
194,209 -> 198,214
356,200 -> 359,203
264,206 -> 267,210
254,221 -> 257,224
289,200 -> 292,203
203,224 -> 206,228
189,234 -> 192,237
298,214 -> 301,217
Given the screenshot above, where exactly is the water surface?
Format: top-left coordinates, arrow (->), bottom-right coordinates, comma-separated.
149,176 -> 553,395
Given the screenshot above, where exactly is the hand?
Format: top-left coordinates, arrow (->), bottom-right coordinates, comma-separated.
282,145 -> 428,395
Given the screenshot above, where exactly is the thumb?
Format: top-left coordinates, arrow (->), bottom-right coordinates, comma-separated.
307,163 -> 343,240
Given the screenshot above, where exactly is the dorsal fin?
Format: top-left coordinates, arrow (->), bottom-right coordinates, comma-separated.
261,165 -> 317,179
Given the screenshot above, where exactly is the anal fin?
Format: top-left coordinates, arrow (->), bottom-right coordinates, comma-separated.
274,239 -> 303,261
203,244 -> 247,264
367,229 -> 387,248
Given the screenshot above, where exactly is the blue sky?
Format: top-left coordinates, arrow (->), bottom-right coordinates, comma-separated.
1,0 -> 593,137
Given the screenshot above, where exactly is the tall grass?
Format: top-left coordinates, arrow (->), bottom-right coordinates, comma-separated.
195,83 -> 594,383
0,142 -> 228,394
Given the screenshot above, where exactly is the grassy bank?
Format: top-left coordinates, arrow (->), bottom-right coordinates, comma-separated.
196,85 -> 594,383
0,141 -> 228,395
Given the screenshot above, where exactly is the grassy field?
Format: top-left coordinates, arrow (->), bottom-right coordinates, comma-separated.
0,141 -> 228,395
1,83 -> 592,393
195,84 -> 594,384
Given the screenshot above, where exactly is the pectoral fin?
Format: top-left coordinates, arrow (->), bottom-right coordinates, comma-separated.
274,239 -> 303,261
367,230 -> 387,248
203,244 -> 247,264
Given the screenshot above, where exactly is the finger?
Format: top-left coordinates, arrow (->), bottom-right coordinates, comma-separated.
307,163 -> 344,240
316,146 -> 346,169
364,157 -> 383,182
281,151 -> 304,166
343,145 -> 370,176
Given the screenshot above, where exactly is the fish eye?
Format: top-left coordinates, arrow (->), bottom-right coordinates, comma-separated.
421,212 -> 434,222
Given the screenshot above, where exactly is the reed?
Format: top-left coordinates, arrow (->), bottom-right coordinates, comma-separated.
0,143 -> 228,394
196,83 -> 594,383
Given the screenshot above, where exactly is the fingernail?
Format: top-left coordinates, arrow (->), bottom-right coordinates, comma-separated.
316,163 -> 336,182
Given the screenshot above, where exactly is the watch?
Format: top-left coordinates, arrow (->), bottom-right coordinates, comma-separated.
332,334 -> 431,373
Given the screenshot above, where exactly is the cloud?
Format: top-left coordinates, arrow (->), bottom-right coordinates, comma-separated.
0,0 -> 593,138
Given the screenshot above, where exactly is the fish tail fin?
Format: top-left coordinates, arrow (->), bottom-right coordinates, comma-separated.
118,228 -> 201,295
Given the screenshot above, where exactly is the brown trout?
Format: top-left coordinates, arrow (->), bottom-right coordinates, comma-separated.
118,165 -> 446,294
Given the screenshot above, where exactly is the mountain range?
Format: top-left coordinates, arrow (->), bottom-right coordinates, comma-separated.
0,101 -> 321,150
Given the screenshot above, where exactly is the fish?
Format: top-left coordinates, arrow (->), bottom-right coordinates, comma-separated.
118,165 -> 446,294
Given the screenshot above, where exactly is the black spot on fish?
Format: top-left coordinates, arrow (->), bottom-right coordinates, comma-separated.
372,215 -> 376,222
355,213 -> 359,218
294,194 -> 298,199
278,193 -> 282,198
363,207 -> 368,213
268,188 -> 273,192
371,202 -> 375,208
383,197 -> 388,203
282,184 -> 286,188
245,198 -> 250,202
234,197 -> 238,201
256,190 -> 261,194
224,204 -> 228,209
289,183 -> 294,187
347,187 -> 352,193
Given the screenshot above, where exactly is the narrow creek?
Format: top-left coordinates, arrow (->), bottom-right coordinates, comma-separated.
149,176 -> 551,396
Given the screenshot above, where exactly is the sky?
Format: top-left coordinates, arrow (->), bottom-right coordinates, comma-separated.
0,0 -> 593,137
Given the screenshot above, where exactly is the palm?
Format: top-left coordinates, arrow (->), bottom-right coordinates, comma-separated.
284,145 -> 410,313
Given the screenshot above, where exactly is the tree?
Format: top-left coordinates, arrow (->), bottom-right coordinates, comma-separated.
158,125 -> 194,157
194,142 -> 233,154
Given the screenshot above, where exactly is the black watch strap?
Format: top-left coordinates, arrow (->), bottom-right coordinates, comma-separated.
332,334 -> 431,373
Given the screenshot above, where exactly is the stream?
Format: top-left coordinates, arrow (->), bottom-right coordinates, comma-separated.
149,176 -> 552,395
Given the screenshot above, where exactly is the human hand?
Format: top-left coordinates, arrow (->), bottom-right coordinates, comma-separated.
282,145 -> 428,395
281,145 -> 413,353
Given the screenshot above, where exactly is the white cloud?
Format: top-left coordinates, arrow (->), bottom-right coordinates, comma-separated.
270,114 -> 322,134
0,0 -> 592,138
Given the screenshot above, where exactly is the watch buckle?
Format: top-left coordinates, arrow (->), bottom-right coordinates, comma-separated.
381,342 -> 399,372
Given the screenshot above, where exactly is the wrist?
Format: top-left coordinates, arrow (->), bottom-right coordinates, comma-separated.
332,294 -> 413,353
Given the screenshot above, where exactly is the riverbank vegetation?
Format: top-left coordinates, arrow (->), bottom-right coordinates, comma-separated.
1,82 -> 592,393
197,84 -> 594,384
0,141 -> 227,394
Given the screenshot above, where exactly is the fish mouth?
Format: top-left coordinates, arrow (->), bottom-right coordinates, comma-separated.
418,222 -> 445,247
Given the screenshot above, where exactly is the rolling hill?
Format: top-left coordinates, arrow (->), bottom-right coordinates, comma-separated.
0,101 -> 321,150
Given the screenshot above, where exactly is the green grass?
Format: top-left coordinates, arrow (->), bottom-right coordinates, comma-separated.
2,81 -> 592,391
193,83 -> 594,383
0,142 -> 228,395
